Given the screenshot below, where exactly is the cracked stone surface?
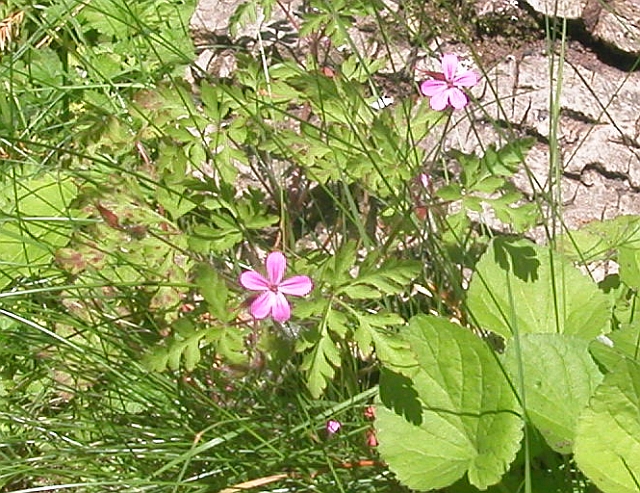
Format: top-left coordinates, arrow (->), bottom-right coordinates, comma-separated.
523,0 -> 640,55
458,46 -> 640,232
589,0 -> 640,56
189,0 -> 245,45
524,0 -> 587,19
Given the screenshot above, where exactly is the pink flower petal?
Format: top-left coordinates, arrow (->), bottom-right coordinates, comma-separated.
453,70 -> 479,88
441,54 -> 458,82
326,420 -> 342,434
250,291 -> 275,319
240,271 -> 270,291
418,173 -> 430,189
265,251 -> 286,285
279,275 -> 313,297
448,88 -> 469,109
420,79 -> 447,97
271,292 -> 291,322
429,90 -> 450,111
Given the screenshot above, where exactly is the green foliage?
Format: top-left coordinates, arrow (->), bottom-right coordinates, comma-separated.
556,215 -> 640,331
0,173 -> 77,290
574,359 -> 640,493
467,238 -> 612,339
144,265 -> 246,371
558,215 -> 640,264
376,315 -> 523,490
336,256 -> 422,300
189,192 -> 279,253
298,320 -> 342,398
378,228 -> 640,492
201,54 -> 433,200
295,243 -> 421,397
7,0 -> 640,490
439,138 -> 539,234
77,0 -> 195,78
503,334 -> 603,454
300,0 -> 386,46
144,317 -> 245,372
590,324 -> 640,372
195,263 -> 231,322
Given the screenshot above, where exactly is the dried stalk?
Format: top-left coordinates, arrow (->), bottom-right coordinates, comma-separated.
0,11 -> 24,52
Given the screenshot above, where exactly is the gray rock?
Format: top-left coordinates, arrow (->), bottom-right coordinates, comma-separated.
186,48 -> 237,83
467,49 -> 640,232
524,0 -> 640,55
190,0 -> 303,51
190,0 -> 245,47
588,0 -> 640,55
473,0 -> 520,16
522,0 -> 586,19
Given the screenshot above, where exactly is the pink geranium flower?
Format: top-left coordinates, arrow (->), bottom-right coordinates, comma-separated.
420,54 -> 479,111
239,251 -> 313,323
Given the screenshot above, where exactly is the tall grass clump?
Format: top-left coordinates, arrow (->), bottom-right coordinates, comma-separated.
2,0 -> 640,492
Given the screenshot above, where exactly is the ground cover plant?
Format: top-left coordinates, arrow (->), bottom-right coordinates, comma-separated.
1,0 -> 640,492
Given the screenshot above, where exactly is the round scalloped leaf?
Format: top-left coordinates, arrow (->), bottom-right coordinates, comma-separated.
0,174 -> 77,290
504,334 -> 603,453
467,238 -> 611,339
575,359 -> 640,493
376,315 -> 523,491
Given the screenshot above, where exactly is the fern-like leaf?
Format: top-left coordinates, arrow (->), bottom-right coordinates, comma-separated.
339,258 -> 421,299
298,325 -> 341,398
356,312 -> 418,377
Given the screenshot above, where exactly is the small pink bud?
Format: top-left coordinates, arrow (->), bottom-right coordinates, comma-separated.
366,429 -> 378,447
326,419 -> 342,435
363,406 -> 376,419
418,173 -> 430,190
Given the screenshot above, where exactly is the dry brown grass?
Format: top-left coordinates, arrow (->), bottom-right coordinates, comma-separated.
0,10 -> 24,52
